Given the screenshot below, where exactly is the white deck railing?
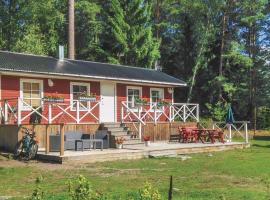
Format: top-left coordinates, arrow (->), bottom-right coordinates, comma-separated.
121,101 -> 199,125
0,97 -> 100,125
212,121 -> 249,144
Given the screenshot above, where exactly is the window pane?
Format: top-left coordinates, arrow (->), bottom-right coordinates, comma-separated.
22,81 -> 41,108
79,86 -> 87,93
72,84 -> 89,109
31,91 -> 40,99
31,99 -> 40,107
32,83 -> 40,91
23,82 -> 31,91
134,90 -> 139,96
23,91 -> 31,98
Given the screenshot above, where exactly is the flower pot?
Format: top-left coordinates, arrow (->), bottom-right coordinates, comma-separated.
116,144 -> 123,149
78,97 -> 96,102
144,141 -> 150,147
43,98 -> 64,103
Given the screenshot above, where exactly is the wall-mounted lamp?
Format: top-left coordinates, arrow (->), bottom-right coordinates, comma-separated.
48,79 -> 54,87
167,87 -> 174,94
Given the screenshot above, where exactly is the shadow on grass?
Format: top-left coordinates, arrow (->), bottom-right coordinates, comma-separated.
252,144 -> 270,148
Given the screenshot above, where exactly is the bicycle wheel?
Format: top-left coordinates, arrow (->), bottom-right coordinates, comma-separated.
13,140 -> 23,159
28,143 -> 38,160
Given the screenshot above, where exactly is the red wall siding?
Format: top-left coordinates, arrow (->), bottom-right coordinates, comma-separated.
1,75 -> 100,124
1,75 -> 172,124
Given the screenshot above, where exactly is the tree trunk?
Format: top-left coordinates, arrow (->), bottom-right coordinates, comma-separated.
68,0 -> 75,59
155,0 -> 161,39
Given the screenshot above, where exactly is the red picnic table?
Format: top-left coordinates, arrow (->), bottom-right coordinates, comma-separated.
192,128 -> 225,144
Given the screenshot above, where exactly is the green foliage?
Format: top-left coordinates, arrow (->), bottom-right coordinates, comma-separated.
101,0 -> 160,68
206,101 -> 228,121
139,182 -> 161,200
257,107 -> 270,130
68,175 -> 100,200
29,175 -> 45,200
0,0 -> 269,127
12,25 -> 47,55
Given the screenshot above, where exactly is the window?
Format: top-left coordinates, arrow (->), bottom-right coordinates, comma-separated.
70,82 -> 90,110
20,79 -> 43,109
150,88 -> 164,106
127,86 -> 142,108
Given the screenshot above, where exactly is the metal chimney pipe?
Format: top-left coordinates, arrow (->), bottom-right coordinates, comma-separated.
59,45 -> 64,61
68,0 -> 75,59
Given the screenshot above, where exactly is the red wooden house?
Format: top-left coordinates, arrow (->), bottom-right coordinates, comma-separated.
0,50 -> 199,127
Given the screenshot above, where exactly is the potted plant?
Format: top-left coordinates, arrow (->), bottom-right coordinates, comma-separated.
143,135 -> 151,146
78,92 -> 96,102
135,98 -> 148,106
156,99 -> 170,108
43,94 -> 64,103
115,137 -> 125,149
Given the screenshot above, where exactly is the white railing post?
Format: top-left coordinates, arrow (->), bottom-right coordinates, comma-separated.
169,105 -> 172,123
196,104 -> 200,122
48,104 -> 52,124
121,104 -> 124,123
139,122 -> 142,140
244,122 -> 249,144
17,97 -> 21,125
183,105 -> 186,122
154,104 -> 157,124
4,100 -> 8,124
76,101 -> 80,123
228,124 -> 232,142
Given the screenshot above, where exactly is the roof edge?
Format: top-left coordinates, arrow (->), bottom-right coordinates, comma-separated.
0,68 -> 187,87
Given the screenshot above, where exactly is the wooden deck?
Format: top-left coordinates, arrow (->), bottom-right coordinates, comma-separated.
37,142 -> 250,164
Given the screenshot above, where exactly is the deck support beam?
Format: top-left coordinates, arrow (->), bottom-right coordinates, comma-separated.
60,124 -> 65,156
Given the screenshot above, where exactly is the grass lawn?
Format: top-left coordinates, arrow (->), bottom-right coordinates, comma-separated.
0,139 -> 270,199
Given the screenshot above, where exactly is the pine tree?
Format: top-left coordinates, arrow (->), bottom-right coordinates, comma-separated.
100,0 -> 160,68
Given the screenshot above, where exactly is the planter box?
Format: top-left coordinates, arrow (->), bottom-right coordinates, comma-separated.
78,97 -> 96,102
116,144 -> 123,149
43,98 -> 64,103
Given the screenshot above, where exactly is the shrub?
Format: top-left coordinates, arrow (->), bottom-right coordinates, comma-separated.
29,175 -> 45,200
68,175 -> 101,200
139,182 -> 161,200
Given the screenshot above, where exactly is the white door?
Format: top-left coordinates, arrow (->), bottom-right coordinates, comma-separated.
100,82 -> 116,122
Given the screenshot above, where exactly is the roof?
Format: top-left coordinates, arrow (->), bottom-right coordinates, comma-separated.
0,51 -> 186,86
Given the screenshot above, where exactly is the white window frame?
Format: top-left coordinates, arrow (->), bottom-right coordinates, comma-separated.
20,78 -> 44,111
126,86 -> 142,110
150,88 -> 164,111
70,82 -> 91,111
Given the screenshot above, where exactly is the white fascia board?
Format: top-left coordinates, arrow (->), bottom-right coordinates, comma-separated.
0,68 -> 187,87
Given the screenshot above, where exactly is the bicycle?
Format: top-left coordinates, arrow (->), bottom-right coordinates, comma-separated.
14,127 -> 39,160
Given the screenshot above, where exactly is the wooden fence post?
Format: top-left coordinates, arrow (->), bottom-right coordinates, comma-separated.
60,124 -> 65,156
46,125 -> 50,154
168,175 -> 173,200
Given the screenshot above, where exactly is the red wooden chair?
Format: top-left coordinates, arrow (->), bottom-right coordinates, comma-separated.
181,127 -> 198,143
208,130 -> 225,143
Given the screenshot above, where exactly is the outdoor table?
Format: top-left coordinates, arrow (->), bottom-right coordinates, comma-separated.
192,129 -> 208,143
192,129 -> 222,143
75,139 -> 85,151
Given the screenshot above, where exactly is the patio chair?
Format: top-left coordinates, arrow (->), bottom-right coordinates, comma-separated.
208,130 -> 225,143
181,127 -> 198,143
